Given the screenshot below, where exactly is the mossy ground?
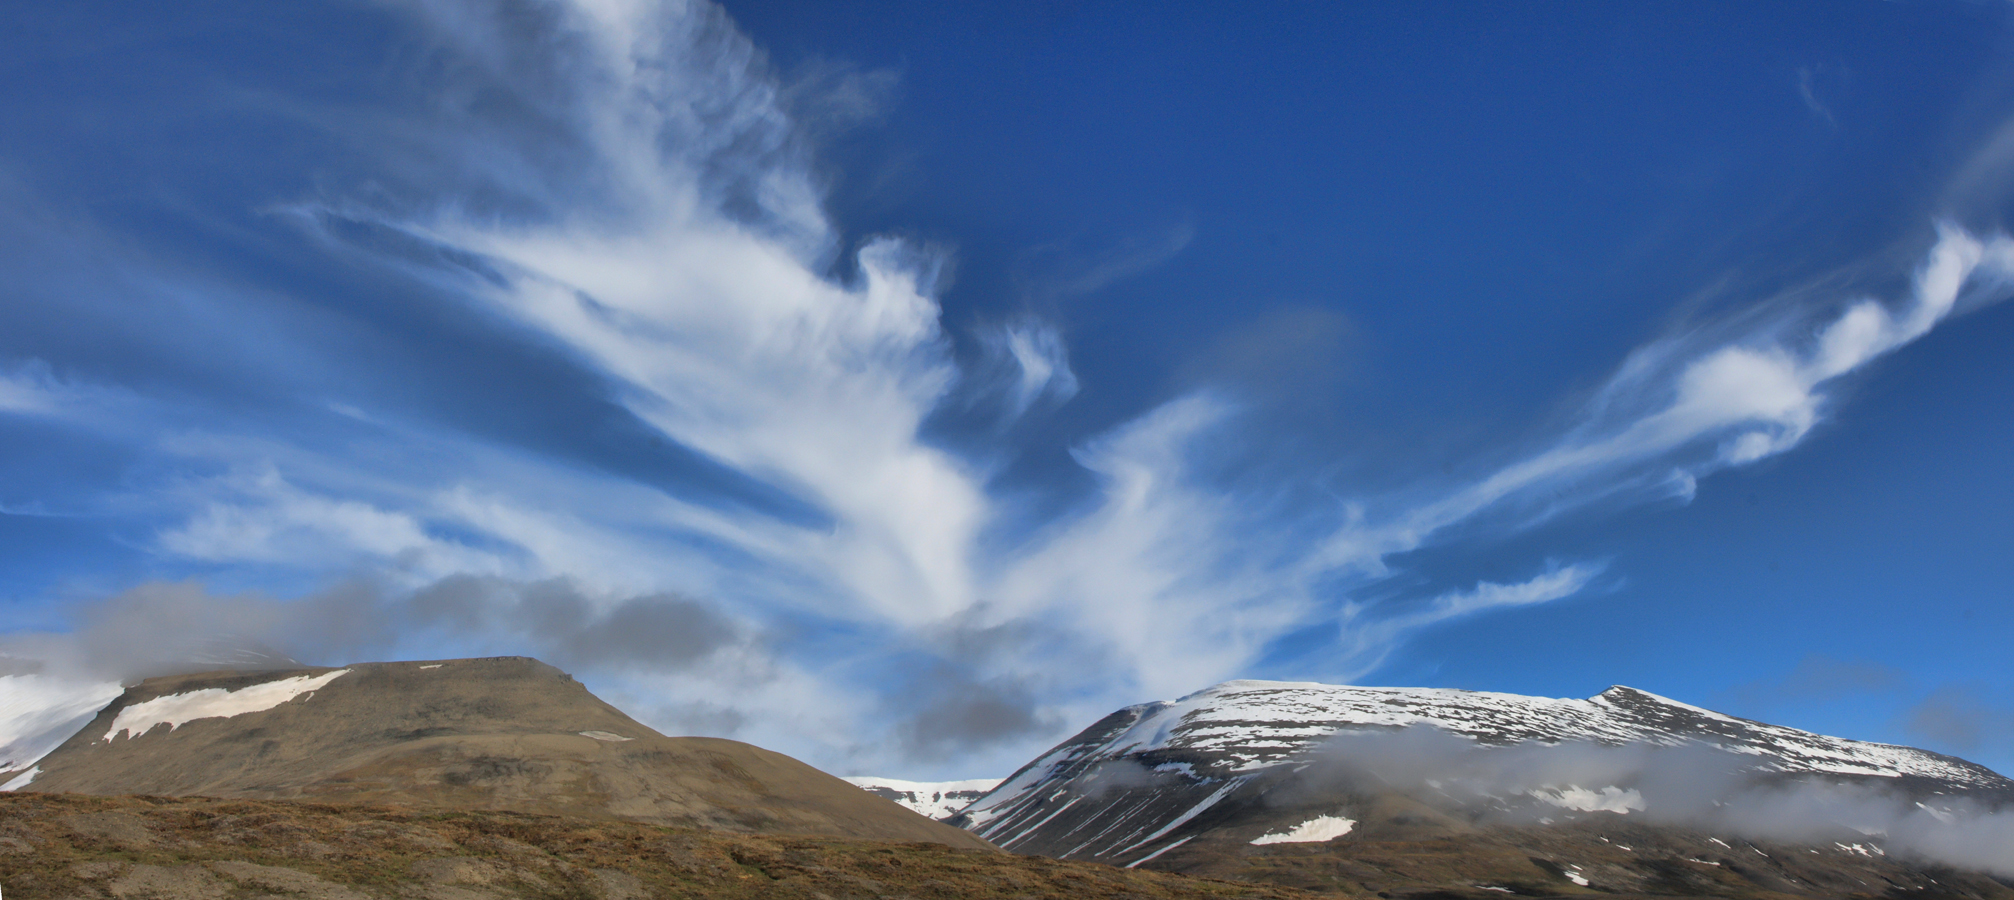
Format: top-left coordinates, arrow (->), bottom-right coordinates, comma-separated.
0,792 -> 1321,900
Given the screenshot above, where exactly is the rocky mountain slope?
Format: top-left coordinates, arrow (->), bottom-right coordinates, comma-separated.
951,680 -> 2014,894
0,792 -> 1320,900
9,657 -> 990,849
843,776 -> 1000,820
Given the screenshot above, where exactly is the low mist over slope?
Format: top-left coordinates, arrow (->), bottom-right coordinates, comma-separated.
11,657 -> 989,849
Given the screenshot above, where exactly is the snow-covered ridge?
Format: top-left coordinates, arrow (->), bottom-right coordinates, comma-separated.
844,776 -> 1001,821
954,679 -> 2012,866
102,669 -> 350,742
1058,680 -> 1999,784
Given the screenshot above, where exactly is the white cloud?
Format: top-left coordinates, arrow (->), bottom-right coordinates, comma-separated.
1310,225 -> 2014,580
0,359 -> 120,422
987,394 -> 1312,702
996,321 -> 1081,418
1333,565 -> 1603,680
364,0 -> 993,630
0,371 -> 56,416
158,468 -> 506,582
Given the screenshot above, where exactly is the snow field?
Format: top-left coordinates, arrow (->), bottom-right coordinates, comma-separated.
102,670 -> 350,742
1249,814 -> 1356,845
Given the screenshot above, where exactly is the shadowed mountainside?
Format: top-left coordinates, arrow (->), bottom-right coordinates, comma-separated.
14,657 -> 990,849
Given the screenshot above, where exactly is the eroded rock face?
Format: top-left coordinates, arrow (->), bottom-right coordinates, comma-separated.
19,657 -> 990,850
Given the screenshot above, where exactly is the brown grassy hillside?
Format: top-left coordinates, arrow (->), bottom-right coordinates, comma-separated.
0,792 -> 1321,900
19,658 -> 986,850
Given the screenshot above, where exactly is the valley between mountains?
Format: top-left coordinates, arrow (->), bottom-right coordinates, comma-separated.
3,657 -> 2011,899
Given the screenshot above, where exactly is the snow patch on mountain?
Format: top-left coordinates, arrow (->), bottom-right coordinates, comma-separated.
1250,814 -> 1356,844
844,776 -> 1001,821
102,669 -> 349,742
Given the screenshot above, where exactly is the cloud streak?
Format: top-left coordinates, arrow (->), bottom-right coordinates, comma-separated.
0,359 -> 131,425
1306,224 -> 2014,582
1332,565 -> 1604,679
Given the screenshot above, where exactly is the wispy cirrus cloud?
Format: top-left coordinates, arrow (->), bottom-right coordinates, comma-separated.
1016,220 -> 1197,302
0,365 -> 61,418
980,321 -> 1081,421
1306,224 -> 2014,580
1331,564 -> 1606,680
0,359 -> 133,424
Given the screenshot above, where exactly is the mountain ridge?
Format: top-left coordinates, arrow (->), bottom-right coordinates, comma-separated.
10,656 -> 993,850
950,678 -> 2013,887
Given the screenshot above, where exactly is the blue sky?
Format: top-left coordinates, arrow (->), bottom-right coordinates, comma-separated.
2,0 -> 2012,779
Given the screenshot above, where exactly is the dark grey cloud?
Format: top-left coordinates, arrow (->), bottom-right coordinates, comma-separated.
4,575 -> 750,685
1723,653 -> 1905,711
893,668 -> 1058,764
28,581 -> 308,681
863,614 -> 1104,765
407,576 -> 742,673
1905,685 -> 2014,754
1722,661 -> 2012,769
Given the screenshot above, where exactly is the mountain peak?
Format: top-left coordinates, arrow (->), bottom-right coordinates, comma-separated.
12,657 -> 994,849
955,679 -> 2012,868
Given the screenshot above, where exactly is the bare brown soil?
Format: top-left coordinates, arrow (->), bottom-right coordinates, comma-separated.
0,792 -> 1323,900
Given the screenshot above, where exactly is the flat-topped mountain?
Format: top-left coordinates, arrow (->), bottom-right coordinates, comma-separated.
951,680 -> 2013,895
11,657 -> 991,850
